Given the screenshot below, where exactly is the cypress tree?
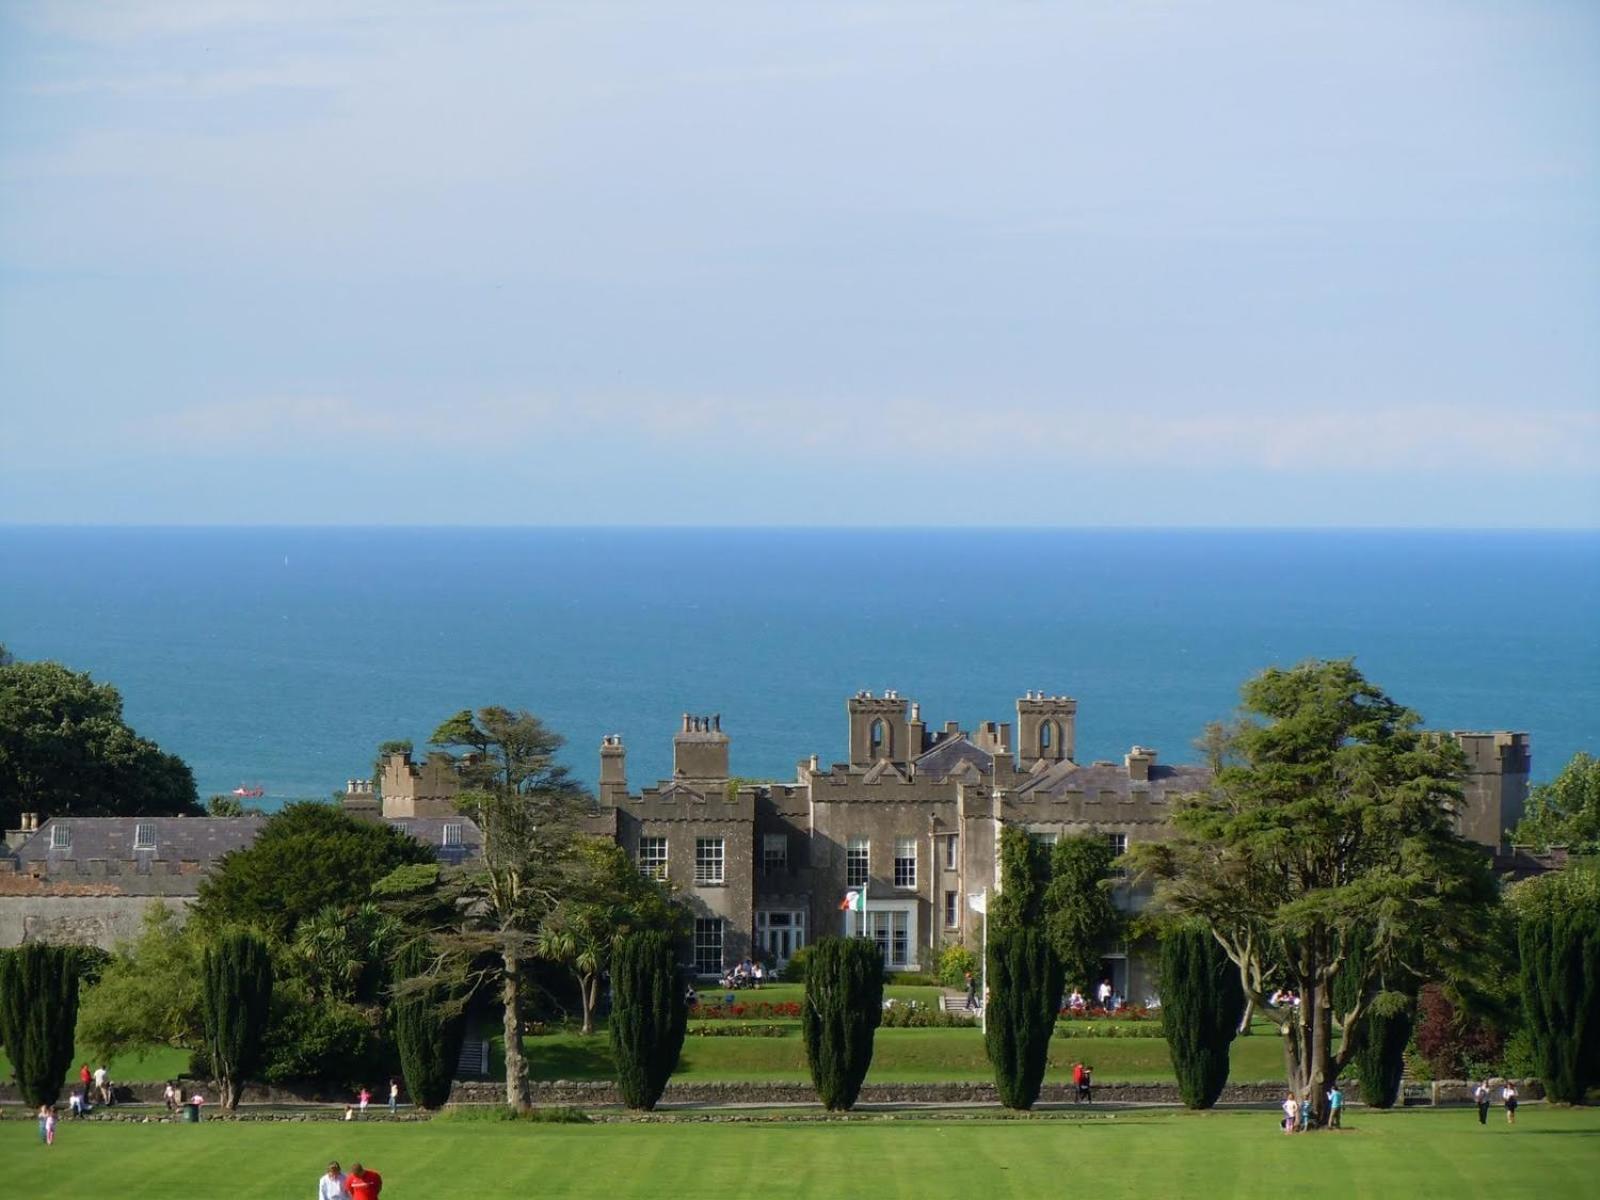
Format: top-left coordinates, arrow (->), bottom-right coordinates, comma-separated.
609,931 -> 687,1111
802,936 -> 883,1111
391,945 -> 468,1111
1519,908 -> 1600,1104
1329,937 -> 1412,1108
1158,923 -> 1245,1109
0,943 -> 80,1107
200,929 -> 274,1110
985,925 -> 1064,1110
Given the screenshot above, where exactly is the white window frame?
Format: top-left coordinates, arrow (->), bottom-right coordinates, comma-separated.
51,824 -> 71,850
638,836 -> 668,880
695,837 -> 725,886
442,822 -> 462,848
762,833 -> 788,874
133,822 -> 156,851
893,837 -> 917,889
846,836 -> 869,888
1106,832 -> 1129,879
693,918 -> 724,975
942,835 -> 958,872
943,889 -> 959,929
863,902 -> 917,970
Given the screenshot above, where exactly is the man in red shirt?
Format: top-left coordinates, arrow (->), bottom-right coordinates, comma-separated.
344,1162 -> 382,1199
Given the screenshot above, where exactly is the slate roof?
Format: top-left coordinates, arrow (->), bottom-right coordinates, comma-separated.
12,817 -> 265,868
912,735 -> 995,782
1013,760 -> 1213,802
383,816 -> 484,867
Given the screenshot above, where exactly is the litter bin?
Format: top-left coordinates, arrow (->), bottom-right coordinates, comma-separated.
182,1103 -> 200,1123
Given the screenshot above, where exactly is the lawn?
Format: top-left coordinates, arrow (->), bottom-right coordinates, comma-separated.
522,1026 -> 1290,1083
4,1108 -> 1596,1198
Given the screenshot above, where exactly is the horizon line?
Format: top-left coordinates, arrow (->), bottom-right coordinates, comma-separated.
2,522 -> 1598,535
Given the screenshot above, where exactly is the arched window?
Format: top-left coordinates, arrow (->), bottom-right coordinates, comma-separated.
870,718 -> 886,756
1040,721 -> 1054,750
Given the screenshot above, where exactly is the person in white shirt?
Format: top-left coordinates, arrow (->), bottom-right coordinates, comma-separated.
1281,1094 -> 1298,1134
93,1065 -> 110,1105
1474,1081 -> 1491,1125
1502,1082 -> 1518,1125
317,1161 -> 347,1200
1095,980 -> 1112,1007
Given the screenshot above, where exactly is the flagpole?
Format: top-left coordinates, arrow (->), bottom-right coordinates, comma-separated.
980,890 -> 988,1035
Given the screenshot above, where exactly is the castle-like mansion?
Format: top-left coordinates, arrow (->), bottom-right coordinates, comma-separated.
1,690 -> 1532,1001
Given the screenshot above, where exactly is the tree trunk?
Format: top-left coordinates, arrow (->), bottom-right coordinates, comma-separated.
1237,995 -> 1255,1035
218,1076 -> 241,1111
1280,980 -> 1336,1126
580,972 -> 598,1036
502,944 -> 531,1110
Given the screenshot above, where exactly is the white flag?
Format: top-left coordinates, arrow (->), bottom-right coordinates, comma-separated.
967,891 -> 987,914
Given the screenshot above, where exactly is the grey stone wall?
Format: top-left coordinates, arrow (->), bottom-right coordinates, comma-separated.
0,894 -> 186,949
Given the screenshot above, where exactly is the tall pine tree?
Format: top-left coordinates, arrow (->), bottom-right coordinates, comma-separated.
802,936 -> 883,1111
609,931 -> 687,1111
390,944 -> 467,1110
0,944 -> 80,1106
200,929 -> 274,1110
1158,923 -> 1245,1109
1518,909 -> 1600,1104
985,925 -> 1064,1110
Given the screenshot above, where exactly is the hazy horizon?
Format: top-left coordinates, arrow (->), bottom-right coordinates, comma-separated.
3,3 -> 1597,528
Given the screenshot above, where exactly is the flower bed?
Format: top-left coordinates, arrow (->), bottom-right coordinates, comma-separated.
689,1000 -> 802,1020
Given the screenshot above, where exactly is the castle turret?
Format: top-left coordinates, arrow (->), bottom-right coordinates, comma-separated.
1454,731 -> 1531,850
848,690 -> 910,765
1017,691 -> 1077,767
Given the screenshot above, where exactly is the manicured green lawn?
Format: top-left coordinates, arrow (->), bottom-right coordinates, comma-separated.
523,1026 -> 1290,1083
0,1045 -> 191,1089
5,1108 -> 1596,1198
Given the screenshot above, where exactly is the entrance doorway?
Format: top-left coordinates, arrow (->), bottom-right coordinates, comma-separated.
757,910 -> 806,964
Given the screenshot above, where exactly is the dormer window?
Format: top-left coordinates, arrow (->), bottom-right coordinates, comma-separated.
51,824 -> 71,850
442,823 -> 462,848
133,823 -> 157,851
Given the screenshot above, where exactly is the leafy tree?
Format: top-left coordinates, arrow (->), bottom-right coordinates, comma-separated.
802,936 -> 883,1111
78,903 -> 206,1062
1413,982 -> 1505,1080
1509,861 -> 1600,1103
422,707 -> 588,1109
1159,922 -> 1245,1109
391,942 -> 467,1111
1130,659 -> 1499,1121
0,943 -> 80,1106
200,930 -> 274,1109
536,839 -> 688,1035
0,657 -> 200,829
292,902 -> 403,1005
990,825 -> 1050,929
193,802 -> 434,942
1043,835 -> 1122,992
1512,752 -> 1600,854
984,925 -> 1063,1110
609,931 -> 687,1111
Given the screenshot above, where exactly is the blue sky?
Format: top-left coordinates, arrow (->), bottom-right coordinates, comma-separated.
1,2 -> 1596,526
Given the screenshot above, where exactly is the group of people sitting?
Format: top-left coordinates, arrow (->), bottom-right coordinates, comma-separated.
719,958 -> 766,990
1065,980 -> 1126,1012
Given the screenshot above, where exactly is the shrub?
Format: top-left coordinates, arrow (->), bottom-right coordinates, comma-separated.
0,943 -> 81,1106
879,1003 -> 970,1028
1518,907 -> 1600,1103
259,996 -> 379,1088
392,946 -> 467,1110
687,1024 -> 791,1038
610,931 -> 687,1111
1350,995 -> 1412,1109
1413,983 -> 1504,1081
985,925 -> 1064,1110
1158,923 -> 1244,1110
802,937 -> 883,1111
200,929 -> 274,1109
436,1104 -> 591,1123
938,945 -> 979,990
781,945 -> 814,983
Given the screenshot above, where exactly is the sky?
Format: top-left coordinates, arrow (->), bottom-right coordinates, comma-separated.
1,1 -> 1596,527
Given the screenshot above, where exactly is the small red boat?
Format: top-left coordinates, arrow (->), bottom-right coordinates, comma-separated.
231,785 -> 265,799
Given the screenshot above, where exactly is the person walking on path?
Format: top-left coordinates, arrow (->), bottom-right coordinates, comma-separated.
79,1063 -> 92,1098
1326,1085 -> 1343,1129
1502,1082 -> 1518,1125
964,970 -> 978,1012
388,1078 -> 400,1114
1081,1065 -> 1094,1104
93,1063 -> 111,1106
318,1161 -> 347,1200
358,1086 -> 371,1117
1474,1081 -> 1491,1125
1071,1062 -> 1085,1102
345,1161 -> 383,1199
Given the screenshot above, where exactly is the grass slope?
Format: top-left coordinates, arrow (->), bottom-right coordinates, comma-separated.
4,1109 -> 1596,1199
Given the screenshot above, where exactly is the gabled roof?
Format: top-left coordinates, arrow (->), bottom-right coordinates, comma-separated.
913,735 -> 995,782
862,759 -> 910,784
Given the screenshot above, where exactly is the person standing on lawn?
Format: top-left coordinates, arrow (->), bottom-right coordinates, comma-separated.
345,1161 -> 383,1199
1474,1081 -> 1491,1125
1326,1085 -> 1343,1129
389,1078 -> 400,1114
317,1161 -> 347,1200
1281,1094 -> 1298,1135
1502,1082 -> 1518,1125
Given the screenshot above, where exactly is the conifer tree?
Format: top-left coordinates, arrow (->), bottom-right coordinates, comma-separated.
802,936 -> 883,1111
985,925 -> 1064,1110
1329,939 -> 1412,1109
390,944 -> 467,1110
200,929 -> 274,1110
1518,907 -> 1600,1104
1158,922 -> 1245,1109
609,931 -> 687,1111
0,943 -> 80,1106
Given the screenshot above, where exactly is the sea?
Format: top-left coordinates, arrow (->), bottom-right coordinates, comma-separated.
0,527 -> 1595,803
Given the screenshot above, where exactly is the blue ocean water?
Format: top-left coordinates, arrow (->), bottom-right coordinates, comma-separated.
0,528 -> 1594,802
